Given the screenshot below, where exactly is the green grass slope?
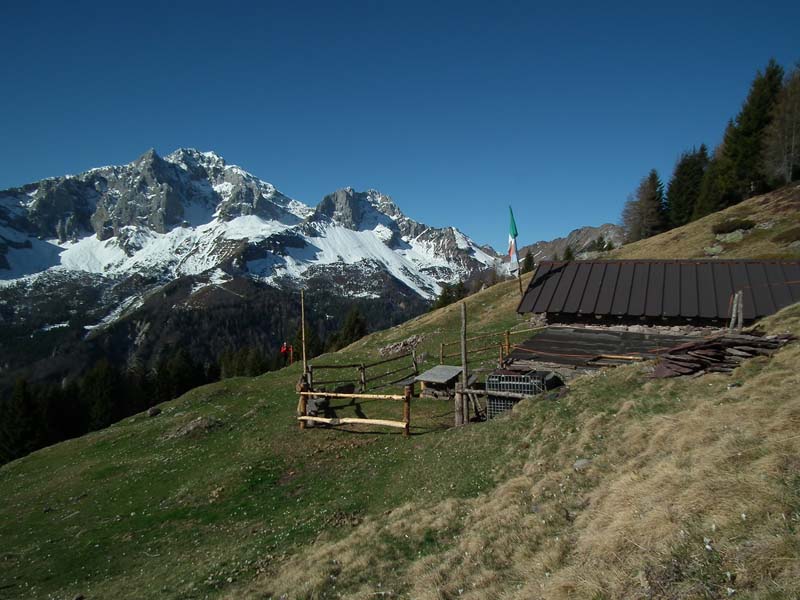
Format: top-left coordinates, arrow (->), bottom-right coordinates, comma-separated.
1,194 -> 799,599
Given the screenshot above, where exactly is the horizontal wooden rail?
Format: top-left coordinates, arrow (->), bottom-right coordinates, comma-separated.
441,344 -> 503,360
365,364 -> 413,383
310,378 -> 358,386
300,391 -> 406,401
470,343 -> 503,354
441,326 -> 547,348
310,363 -> 361,370
363,352 -> 412,369
461,388 -> 530,399
298,416 -> 407,429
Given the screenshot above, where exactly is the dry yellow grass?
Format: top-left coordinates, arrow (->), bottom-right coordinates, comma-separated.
609,183 -> 800,260
233,303 -> 800,599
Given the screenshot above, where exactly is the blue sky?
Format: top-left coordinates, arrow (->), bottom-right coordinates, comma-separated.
1,1 -> 798,250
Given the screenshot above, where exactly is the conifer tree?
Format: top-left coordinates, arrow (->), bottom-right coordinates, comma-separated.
0,379 -> 38,463
329,307 -> 368,350
81,359 -> 120,429
294,322 -> 324,362
521,250 -> 534,273
727,59 -> 784,196
563,245 -> 575,261
696,60 -> 784,217
765,63 -> 800,184
665,145 -> 709,227
622,170 -> 666,242
693,126 -> 739,219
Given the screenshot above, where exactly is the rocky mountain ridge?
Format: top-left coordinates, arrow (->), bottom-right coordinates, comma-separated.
0,149 -> 499,390
0,149 -> 499,297
516,223 -> 625,262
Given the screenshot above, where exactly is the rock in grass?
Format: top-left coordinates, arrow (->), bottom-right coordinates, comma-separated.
573,458 -> 591,472
147,406 -> 162,417
165,416 -> 223,440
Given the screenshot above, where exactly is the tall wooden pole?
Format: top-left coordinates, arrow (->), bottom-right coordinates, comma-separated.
403,384 -> 412,438
460,302 -> 469,425
301,289 -> 308,381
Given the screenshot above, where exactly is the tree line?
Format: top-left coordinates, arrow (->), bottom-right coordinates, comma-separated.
622,59 -> 800,243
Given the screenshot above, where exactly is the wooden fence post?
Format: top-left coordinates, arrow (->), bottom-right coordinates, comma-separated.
454,383 -> 464,427
729,292 -> 739,331
403,384 -> 412,437
737,290 -> 744,332
298,382 -> 308,430
411,349 -> 419,375
358,364 -> 366,392
301,289 -> 308,377
439,342 -> 444,365
460,302 -> 469,424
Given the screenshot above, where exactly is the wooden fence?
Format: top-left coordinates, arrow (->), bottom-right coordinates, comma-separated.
308,351 -> 418,392
439,326 -> 546,364
298,385 -> 413,436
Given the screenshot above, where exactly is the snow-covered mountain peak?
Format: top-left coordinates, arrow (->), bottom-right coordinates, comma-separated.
1,149 -> 500,302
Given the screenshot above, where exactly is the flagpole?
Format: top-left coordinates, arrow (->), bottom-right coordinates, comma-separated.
508,205 -> 523,297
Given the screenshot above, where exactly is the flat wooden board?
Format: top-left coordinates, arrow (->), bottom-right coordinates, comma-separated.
415,365 -> 463,385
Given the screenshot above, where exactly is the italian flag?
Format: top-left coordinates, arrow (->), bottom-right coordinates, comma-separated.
508,205 -> 519,273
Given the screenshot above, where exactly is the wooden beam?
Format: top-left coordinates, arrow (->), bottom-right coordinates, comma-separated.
440,326 -> 548,349
364,363 -> 413,383
460,302 -> 469,425
300,391 -> 405,401
461,388 -> 530,399
363,352 -> 413,369
298,416 -> 407,429
595,354 -> 645,362
298,382 -> 309,430
301,289 -> 308,378
403,384 -> 412,438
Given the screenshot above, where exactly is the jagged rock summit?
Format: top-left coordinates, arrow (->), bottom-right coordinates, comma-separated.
0,148 -> 499,298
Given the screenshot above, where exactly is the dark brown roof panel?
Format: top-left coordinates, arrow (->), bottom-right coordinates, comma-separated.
611,262 -> 635,315
765,263 -> 793,310
697,262 -> 717,318
579,262 -> 606,314
745,262 -> 774,317
595,262 -> 620,315
549,262 -> 579,313
662,262 -> 681,317
783,263 -> 800,303
712,262 -> 734,319
628,262 -> 650,316
533,263 -> 565,312
680,263 -> 699,317
644,262 -> 665,316
563,261 -> 592,313
517,259 -> 800,322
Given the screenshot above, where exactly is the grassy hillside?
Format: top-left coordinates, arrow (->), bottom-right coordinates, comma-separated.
1,191 -> 799,599
610,183 -> 800,260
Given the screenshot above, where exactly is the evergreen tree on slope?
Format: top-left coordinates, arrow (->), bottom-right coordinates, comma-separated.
665,145 -> 709,227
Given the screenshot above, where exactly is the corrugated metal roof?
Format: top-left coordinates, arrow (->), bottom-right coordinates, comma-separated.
517,260 -> 800,321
